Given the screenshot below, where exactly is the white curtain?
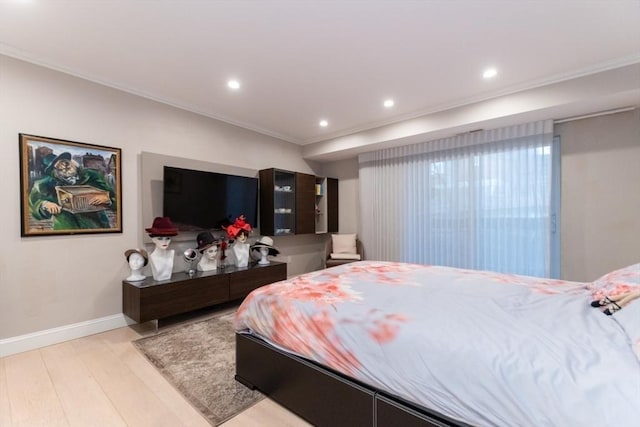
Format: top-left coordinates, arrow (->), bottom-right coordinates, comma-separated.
359,120 -> 558,278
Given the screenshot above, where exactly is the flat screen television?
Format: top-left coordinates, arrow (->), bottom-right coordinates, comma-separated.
162,166 -> 258,231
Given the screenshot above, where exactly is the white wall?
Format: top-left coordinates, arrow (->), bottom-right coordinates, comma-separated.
0,55 -> 322,348
304,64 -> 640,162
557,109 -> 640,282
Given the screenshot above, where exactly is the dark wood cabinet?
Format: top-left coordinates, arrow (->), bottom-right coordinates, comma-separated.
327,177 -> 339,233
260,168 -> 339,235
123,261 -> 287,323
229,263 -> 286,300
295,172 -> 316,234
259,169 -> 276,236
259,168 -> 296,236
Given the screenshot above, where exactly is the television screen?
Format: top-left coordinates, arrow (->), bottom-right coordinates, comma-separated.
162,166 -> 258,231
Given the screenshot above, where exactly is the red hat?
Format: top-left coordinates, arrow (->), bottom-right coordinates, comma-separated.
224,215 -> 252,239
145,217 -> 178,236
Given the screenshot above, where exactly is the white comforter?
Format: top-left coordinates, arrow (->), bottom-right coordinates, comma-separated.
235,261 -> 640,427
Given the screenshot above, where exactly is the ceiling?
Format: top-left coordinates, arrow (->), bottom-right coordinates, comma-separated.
1,0 -> 639,151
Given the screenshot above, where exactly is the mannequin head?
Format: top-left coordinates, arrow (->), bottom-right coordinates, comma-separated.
124,248 -> 148,268
124,248 -> 148,281
257,246 -> 270,265
250,236 -> 279,266
151,236 -> 171,250
128,252 -> 145,270
236,229 -> 249,243
198,245 -> 219,271
204,245 -> 218,260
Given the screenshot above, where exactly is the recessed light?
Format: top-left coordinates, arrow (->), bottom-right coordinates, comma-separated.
383,99 -> 395,108
227,79 -> 241,89
319,120 -> 328,127
483,68 -> 497,79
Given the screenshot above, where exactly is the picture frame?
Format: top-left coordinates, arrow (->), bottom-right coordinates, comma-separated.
19,133 -> 122,237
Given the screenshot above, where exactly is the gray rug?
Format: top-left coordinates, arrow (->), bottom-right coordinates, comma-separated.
133,311 -> 264,426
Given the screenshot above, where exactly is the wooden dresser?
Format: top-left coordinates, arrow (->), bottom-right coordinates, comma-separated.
122,261 -> 286,323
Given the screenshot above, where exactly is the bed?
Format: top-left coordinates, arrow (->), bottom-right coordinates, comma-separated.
234,261 -> 640,427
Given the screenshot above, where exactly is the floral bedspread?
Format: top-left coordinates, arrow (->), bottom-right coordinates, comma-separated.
234,261 -> 640,427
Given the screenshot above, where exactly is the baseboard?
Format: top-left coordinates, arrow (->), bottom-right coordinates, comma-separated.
0,314 -> 135,357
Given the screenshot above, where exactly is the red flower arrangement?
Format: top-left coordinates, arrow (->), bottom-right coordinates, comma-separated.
220,239 -> 228,261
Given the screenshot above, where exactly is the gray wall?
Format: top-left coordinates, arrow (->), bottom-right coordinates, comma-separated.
557,109 -> 640,282
0,55 -> 323,343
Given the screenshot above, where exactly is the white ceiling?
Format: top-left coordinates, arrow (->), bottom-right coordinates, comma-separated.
1,0 -> 639,150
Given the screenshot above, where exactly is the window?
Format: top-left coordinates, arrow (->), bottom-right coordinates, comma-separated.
359,121 -> 558,277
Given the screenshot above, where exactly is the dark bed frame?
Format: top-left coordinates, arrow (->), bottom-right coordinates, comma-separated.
235,333 -> 473,427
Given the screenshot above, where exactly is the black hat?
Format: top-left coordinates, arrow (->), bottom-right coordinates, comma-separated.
44,152 -> 72,174
196,231 -> 218,252
250,236 -> 279,256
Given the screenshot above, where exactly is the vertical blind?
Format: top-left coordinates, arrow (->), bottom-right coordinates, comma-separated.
358,120 -> 558,277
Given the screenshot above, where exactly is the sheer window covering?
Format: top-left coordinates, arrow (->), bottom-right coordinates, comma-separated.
358,120 -> 558,278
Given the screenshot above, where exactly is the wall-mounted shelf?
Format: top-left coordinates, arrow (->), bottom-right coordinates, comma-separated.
260,169 -> 296,236
259,168 -> 338,236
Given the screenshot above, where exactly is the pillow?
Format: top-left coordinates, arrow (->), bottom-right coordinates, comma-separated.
591,262 -> 640,301
332,233 -> 357,254
330,253 -> 361,260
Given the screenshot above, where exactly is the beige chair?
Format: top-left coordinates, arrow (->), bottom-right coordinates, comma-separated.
324,236 -> 364,268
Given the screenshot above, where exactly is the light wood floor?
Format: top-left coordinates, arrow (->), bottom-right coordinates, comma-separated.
0,310 -> 311,427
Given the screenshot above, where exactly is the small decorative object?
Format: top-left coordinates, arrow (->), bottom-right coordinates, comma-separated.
219,238 -> 228,267
19,133 -> 122,237
145,217 -> 178,281
250,236 -> 280,265
196,231 -> 220,271
124,248 -> 148,281
224,215 -> 252,268
183,248 -> 198,277
590,290 -> 640,315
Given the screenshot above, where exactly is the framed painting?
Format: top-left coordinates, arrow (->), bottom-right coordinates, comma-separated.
19,133 -> 122,237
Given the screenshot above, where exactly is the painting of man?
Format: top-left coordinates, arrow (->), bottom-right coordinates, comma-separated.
29,152 -> 116,230
20,134 -> 122,236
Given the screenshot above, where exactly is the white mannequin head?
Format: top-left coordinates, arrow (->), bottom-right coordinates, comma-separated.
152,236 -> 171,250
128,252 -> 145,270
236,230 -> 249,243
204,245 -> 218,260
258,246 -> 270,265
197,245 -> 219,271
124,248 -> 148,281
251,236 -> 278,266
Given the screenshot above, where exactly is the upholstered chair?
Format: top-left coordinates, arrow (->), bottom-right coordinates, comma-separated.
324,234 -> 364,268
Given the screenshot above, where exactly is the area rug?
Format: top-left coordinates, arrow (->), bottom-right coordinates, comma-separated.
133,311 -> 264,426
